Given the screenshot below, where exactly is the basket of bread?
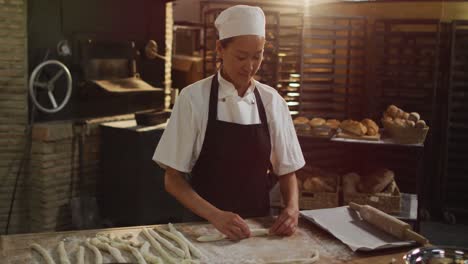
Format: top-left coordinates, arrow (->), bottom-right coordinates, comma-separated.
293,116 -> 340,138
342,169 -> 401,214
381,105 -> 429,144
336,118 -> 381,141
296,166 -> 340,210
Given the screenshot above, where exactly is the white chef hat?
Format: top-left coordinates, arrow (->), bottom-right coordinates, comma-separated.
214,5 -> 265,40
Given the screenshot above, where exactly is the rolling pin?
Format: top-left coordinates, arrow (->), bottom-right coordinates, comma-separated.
349,202 -> 429,246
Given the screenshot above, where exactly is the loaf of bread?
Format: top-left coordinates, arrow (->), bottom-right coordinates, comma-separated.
361,118 -> 379,136
303,177 -> 335,193
298,167 -> 337,193
340,120 -> 367,136
357,169 -> 395,193
342,172 -> 360,194
325,119 -> 341,129
309,117 -> 326,128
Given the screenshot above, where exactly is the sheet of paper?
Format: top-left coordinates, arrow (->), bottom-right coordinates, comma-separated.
300,206 -> 416,251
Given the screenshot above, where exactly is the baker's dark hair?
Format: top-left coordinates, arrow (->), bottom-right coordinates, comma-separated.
219,36 -> 235,48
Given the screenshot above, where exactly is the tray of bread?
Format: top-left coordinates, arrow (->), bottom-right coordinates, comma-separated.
293,116 -> 340,138
335,118 -> 381,141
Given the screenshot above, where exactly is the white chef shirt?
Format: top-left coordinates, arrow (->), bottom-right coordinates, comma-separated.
153,72 -> 305,176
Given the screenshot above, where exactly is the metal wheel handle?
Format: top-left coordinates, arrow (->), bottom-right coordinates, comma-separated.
29,60 -> 72,113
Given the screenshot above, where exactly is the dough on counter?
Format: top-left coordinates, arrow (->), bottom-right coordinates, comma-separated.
265,249 -> 319,264
148,228 -> 186,258
90,237 -> 126,263
84,239 -> 103,264
140,241 -> 164,264
142,228 -> 179,264
155,226 -> 191,259
110,241 -> 147,264
196,228 -> 270,242
76,246 -> 85,264
196,233 -> 226,242
58,241 -> 71,264
168,223 -> 204,259
31,243 -> 56,264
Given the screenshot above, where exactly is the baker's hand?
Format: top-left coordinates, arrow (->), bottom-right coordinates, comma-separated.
269,206 -> 299,236
210,211 -> 251,240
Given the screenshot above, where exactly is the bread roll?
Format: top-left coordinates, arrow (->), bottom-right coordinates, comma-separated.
393,118 -> 405,128
396,109 -> 405,119
325,119 -> 341,129
406,120 -> 415,127
402,112 -> 410,120
340,120 -> 367,136
357,169 -> 395,193
309,117 -> 326,128
382,115 -> 393,122
386,105 -> 399,118
408,112 -> 420,122
415,119 -> 427,129
361,118 -> 379,136
294,116 -> 309,124
343,172 -> 360,194
294,116 -> 311,131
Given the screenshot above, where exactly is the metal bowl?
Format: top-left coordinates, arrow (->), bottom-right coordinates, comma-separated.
404,246 -> 468,264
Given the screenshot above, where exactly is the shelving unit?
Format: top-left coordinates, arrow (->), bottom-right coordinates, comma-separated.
300,16 -> 367,120
372,19 -> 441,125
441,20 -> 468,224
297,132 -> 424,230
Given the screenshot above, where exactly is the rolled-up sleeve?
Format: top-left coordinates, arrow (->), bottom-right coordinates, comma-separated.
269,97 -> 305,176
153,89 -> 197,173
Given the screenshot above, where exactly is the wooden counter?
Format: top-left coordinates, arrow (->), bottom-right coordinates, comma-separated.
1,217 -> 413,264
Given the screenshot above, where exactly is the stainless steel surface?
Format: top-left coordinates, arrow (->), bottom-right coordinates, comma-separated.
404,246 -> 468,264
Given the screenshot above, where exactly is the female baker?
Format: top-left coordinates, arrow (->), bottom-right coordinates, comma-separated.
153,5 -> 305,240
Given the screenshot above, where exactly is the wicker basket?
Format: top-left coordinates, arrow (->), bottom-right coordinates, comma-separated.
382,120 -> 429,144
343,180 -> 401,214
299,191 -> 339,210
298,173 -> 340,210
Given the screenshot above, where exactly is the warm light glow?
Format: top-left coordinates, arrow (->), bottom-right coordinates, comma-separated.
290,73 -> 300,78
287,101 -> 299,106
290,111 -> 299,115
287,92 -> 300,96
289,83 -> 300,88
278,52 -> 287,57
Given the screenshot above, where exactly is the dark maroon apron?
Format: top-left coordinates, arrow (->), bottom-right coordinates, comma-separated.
190,75 -> 272,218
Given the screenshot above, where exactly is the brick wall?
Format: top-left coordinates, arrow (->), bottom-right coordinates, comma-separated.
0,0 -> 28,235
0,1 -> 173,234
